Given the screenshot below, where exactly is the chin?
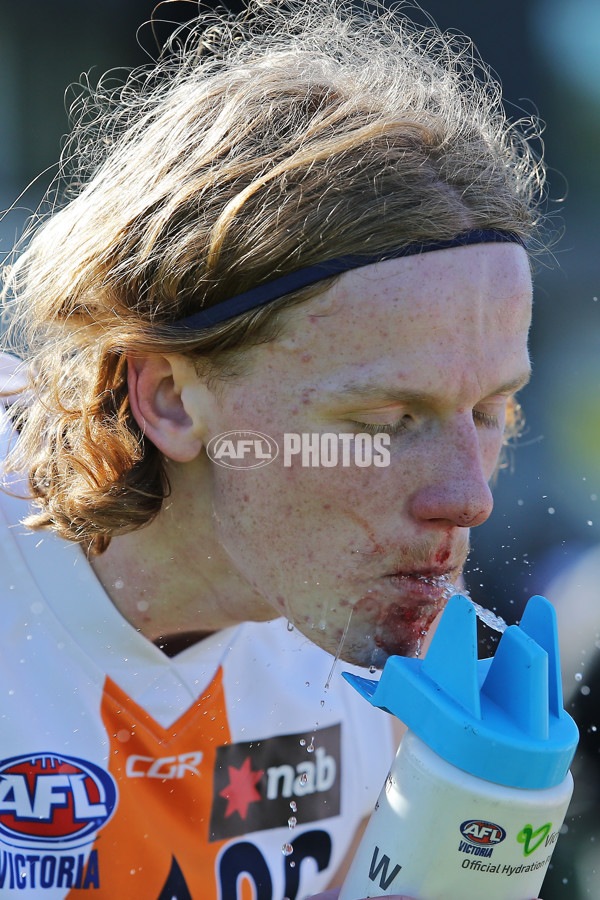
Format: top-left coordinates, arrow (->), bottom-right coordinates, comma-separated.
340,634 -> 421,669
301,623 -> 421,671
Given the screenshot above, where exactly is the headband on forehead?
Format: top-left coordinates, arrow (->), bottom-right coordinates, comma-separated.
172,228 -> 527,331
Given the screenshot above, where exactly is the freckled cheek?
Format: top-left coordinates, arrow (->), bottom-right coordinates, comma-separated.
209,469 -> 333,546
211,467 -> 390,574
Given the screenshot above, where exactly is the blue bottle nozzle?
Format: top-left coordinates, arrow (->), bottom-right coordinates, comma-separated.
343,594 -> 579,789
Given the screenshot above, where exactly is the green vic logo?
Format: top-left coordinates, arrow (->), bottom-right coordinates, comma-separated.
517,822 -> 552,857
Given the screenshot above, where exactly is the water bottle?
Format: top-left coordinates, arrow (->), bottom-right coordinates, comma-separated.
339,594 -> 579,900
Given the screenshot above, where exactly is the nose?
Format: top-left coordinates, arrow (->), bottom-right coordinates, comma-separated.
408,424 -> 495,529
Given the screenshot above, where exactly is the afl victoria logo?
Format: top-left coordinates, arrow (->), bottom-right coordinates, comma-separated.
460,820 -> 506,846
0,753 -> 117,849
206,430 -> 279,468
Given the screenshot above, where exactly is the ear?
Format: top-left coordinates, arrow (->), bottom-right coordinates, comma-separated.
127,354 -> 206,462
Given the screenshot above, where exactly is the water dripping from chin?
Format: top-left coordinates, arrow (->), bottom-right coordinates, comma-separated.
325,607 -> 354,690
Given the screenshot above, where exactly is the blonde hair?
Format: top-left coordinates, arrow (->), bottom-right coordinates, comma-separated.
1,0 -> 544,552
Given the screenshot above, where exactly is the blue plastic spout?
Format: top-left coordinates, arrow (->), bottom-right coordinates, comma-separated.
343,594 -> 579,789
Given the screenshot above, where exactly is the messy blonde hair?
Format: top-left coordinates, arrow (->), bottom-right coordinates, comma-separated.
1,0 -> 544,552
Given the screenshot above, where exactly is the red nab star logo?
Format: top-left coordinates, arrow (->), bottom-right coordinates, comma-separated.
219,758 -> 264,819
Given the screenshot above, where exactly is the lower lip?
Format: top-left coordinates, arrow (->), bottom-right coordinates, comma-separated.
386,573 -> 453,601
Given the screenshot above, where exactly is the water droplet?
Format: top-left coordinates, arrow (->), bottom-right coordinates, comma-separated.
470,600 -> 508,633
369,665 -> 377,674
299,738 -> 306,746
587,520 -> 594,527
307,740 -> 315,753
289,801 -> 297,812
300,772 -> 308,785
547,507 -> 555,515
320,698 -> 325,707
288,816 -> 297,828
581,685 -> 591,696
575,672 -> 583,682
305,681 -> 310,687
287,620 -> 294,632
282,843 -> 293,856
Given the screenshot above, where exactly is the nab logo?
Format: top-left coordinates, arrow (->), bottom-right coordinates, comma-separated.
460,820 -> 506,846
210,725 -> 341,841
206,431 -> 279,469
0,753 -> 117,849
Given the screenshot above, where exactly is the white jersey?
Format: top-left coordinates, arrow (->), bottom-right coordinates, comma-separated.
0,400 -> 394,899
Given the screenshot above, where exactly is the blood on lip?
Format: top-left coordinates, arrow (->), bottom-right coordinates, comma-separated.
388,571 -> 452,587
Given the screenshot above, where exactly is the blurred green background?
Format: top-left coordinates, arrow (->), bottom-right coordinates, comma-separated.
0,1 -> 598,896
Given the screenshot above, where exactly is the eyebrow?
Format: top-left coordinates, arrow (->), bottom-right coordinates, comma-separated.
336,370 -> 532,406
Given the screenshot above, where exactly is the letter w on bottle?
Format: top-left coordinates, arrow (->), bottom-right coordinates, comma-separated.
368,846 -> 402,890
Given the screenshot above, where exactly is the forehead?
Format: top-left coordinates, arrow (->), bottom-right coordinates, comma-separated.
270,243 -> 532,398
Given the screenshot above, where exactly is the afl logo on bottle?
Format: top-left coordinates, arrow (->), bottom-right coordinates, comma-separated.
0,753 -> 117,849
460,820 -> 506,846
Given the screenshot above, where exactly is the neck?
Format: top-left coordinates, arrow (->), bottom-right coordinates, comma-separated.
89,456 -> 273,644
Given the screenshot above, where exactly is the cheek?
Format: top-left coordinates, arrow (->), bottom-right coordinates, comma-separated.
211,464 -> 395,562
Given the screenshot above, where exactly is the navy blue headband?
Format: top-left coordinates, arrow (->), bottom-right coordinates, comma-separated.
173,228 -> 526,330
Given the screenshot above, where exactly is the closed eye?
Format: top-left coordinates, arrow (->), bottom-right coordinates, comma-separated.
353,415 -> 414,436
473,410 -> 500,429
355,409 -> 501,435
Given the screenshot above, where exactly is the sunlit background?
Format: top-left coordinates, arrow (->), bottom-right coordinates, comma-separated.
1,1 -> 598,895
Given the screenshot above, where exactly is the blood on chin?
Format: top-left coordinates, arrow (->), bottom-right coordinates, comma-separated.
348,588 -> 449,664
292,579 -> 453,667
371,601 -> 440,658
303,606 -> 441,669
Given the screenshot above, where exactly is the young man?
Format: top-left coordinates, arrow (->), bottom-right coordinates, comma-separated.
0,1 -> 541,896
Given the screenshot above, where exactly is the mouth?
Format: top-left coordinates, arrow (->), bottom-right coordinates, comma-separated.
384,570 -> 458,618
349,570 -> 460,664
386,570 -> 459,596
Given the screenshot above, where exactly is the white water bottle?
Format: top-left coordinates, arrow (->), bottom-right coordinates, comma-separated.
339,594 -> 579,900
